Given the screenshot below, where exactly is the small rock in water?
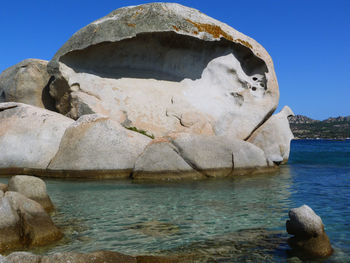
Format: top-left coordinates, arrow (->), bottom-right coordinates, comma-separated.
8,175 -> 54,213
286,205 -> 333,259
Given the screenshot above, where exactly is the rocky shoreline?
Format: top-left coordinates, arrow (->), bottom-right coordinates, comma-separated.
289,115 -> 350,139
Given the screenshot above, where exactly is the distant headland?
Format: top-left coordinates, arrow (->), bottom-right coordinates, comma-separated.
288,115 -> 350,139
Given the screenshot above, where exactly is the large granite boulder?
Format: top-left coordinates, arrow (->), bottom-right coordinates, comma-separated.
248,106 -> 294,165
133,140 -> 203,180
0,191 -> 62,253
0,102 -> 74,172
133,134 -> 268,180
48,114 -> 151,177
8,175 -> 54,212
172,134 -> 267,177
286,205 -> 333,259
0,59 -> 54,110
47,3 -> 279,140
0,3 -> 295,178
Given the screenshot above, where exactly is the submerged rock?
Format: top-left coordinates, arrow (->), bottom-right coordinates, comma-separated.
8,175 -> 54,213
48,3 -> 279,140
1,251 -> 41,263
136,255 -> 179,263
127,220 -> 180,237
40,251 -> 136,263
1,251 -> 136,263
286,205 -> 333,259
0,59 -> 54,110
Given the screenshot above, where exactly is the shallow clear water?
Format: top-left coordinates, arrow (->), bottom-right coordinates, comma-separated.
1,139 -> 349,262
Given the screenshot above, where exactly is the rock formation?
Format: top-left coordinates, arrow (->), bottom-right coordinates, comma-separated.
248,106 -> 294,165
0,59 -> 54,110
286,205 -> 333,259
0,102 -> 73,173
0,191 -> 62,253
0,251 -> 179,263
8,175 -> 54,212
47,2 -> 279,140
0,3 -> 295,179
48,114 -> 151,178
0,176 -> 62,253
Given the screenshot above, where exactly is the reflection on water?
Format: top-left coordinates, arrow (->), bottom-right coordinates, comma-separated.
0,140 -> 349,262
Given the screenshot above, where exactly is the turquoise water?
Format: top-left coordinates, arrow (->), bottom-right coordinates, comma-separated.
1,139 -> 349,262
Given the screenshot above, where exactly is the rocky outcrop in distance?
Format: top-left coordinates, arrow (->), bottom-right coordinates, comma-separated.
289,114 -> 350,139
0,3 -> 295,179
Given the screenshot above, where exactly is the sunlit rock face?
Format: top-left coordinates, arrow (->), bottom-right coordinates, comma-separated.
48,3 -> 279,139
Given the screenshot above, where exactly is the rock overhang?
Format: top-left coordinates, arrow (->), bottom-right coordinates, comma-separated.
47,3 -> 280,140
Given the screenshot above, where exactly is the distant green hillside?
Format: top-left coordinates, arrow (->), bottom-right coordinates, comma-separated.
288,115 -> 350,139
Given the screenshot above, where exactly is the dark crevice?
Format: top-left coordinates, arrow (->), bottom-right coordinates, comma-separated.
244,107 -> 276,141
0,90 -> 6,102
41,76 -> 57,112
0,105 -> 18,112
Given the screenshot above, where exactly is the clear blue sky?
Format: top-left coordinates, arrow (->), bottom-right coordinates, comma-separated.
1,0 -> 349,120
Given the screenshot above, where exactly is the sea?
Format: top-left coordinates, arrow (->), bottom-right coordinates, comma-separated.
1,139 -> 349,262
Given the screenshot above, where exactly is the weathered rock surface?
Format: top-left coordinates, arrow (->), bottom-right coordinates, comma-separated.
136,255 -> 179,263
40,251 -> 137,263
48,2 -> 279,140
133,134 -> 268,179
0,59 -> 54,110
248,106 -> 294,165
286,205 -> 333,259
0,3 -> 295,179
0,191 -> 62,253
5,191 -> 62,247
48,114 -> 151,177
0,251 -> 179,263
0,102 -> 74,171
0,251 -> 41,263
0,183 -> 7,192
0,195 -> 20,252
133,140 -> 203,180
287,205 -> 323,237
8,175 -> 54,212
172,134 -> 267,177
